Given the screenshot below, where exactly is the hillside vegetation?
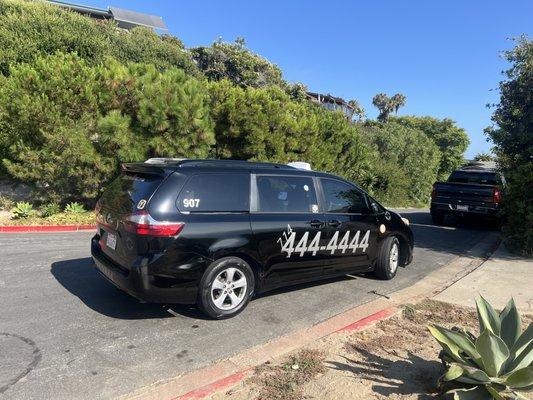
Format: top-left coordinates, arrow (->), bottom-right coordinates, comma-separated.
0,0 -> 469,207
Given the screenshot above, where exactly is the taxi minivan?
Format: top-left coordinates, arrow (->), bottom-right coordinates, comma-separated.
92,159 -> 413,319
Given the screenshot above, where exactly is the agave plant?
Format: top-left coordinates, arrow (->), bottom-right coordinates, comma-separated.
64,202 -> 86,214
11,201 -> 36,219
428,296 -> 532,399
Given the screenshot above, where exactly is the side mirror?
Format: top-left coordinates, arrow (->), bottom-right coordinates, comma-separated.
370,202 -> 380,214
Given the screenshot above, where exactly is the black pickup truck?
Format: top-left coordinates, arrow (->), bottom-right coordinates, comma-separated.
430,164 -> 505,225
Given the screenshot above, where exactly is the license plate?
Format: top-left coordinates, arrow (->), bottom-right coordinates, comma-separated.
106,232 -> 117,250
456,205 -> 469,211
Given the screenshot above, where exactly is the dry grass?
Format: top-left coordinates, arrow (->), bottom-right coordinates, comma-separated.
251,349 -> 325,400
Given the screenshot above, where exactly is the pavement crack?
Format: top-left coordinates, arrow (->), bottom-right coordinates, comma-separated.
0,333 -> 42,394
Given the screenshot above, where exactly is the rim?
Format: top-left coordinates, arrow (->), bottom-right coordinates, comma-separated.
389,243 -> 399,273
210,267 -> 248,311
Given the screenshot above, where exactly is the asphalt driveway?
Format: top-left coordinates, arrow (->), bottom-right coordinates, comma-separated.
0,210 -> 498,400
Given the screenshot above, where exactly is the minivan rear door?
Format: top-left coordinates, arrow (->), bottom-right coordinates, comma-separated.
250,173 -> 329,287
96,164 -> 172,268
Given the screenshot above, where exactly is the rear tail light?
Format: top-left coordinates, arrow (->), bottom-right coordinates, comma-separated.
493,188 -> 502,204
123,211 -> 184,237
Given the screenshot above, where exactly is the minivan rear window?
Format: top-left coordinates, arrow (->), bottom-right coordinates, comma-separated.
100,172 -> 164,213
177,173 -> 250,212
448,171 -> 499,185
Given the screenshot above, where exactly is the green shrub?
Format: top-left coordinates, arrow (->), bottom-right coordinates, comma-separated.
392,116 -> 469,181
191,38 -> 284,88
362,122 -> 441,205
40,202 -> 60,217
0,52 -> 213,204
207,80 -> 374,188
501,163 -> 533,256
64,202 -> 85,214
0,0 -> 198,76
11,201 -> 35,219
0,194 -> 14,211
429,296 -> 533,399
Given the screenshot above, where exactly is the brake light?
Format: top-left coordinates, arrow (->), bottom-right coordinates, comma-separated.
493,188 -> 502,204
123,211 -> 184,237
431,185 -> 437,201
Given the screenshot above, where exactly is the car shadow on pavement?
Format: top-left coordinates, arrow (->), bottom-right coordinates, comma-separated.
50,257 -> 208,320
404,211 -> 500,256
327,348 -> 443,399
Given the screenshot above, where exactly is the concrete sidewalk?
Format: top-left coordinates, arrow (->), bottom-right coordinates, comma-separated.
435,243 -> 533,312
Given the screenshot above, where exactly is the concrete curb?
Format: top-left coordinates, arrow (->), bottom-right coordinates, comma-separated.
0,224 -> 96,233
123,232 -> 500,400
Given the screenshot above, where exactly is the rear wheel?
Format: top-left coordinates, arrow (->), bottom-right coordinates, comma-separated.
197,257 -> 255,319
374,236 -> 400,280
431,211 -> 445,225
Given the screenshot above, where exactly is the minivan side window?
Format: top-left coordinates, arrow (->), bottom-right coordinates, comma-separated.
256,175 -> 319,213
321,179 -> 368,214
177,173 -> 250,212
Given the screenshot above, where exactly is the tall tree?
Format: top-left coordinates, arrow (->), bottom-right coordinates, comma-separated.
347,99 -> 366,121
391,93 -> 407,114
372,93 -> 406,121
485,35 -> 532,255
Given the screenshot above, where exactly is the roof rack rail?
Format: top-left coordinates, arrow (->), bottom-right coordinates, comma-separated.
177,159 -> 296,170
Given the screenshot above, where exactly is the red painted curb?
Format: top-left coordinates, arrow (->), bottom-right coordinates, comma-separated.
171,370 -> 251,400
170,308 -> 396,400
336,307 -> 396,332
0,224 -> 96,233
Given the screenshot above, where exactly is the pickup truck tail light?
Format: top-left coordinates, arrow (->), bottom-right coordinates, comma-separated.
123,211 -> 184,237
493,188 -> 502,204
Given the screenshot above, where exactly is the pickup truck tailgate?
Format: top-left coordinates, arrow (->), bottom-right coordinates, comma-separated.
433,183 -> 495,207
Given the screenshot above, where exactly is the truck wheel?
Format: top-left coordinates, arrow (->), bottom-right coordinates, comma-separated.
197,257 -> 255,319
431,211 -> 445,225
374,236 -> 400,280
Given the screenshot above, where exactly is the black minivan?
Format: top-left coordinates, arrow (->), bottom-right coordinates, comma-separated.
91,159 -> 413,319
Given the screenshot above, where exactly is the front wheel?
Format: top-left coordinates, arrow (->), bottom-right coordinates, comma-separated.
374,236 -> 400,280
197,257 -> 255,319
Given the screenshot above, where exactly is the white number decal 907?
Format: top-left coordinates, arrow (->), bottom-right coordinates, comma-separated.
183,198 -> 200,208
278,224 -> 371,258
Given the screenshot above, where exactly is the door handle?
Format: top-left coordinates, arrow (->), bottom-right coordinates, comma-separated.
309,219 -> 324,228
328,219 -> 341,228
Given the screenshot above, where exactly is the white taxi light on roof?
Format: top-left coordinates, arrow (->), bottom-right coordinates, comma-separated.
287,161 -> 312,171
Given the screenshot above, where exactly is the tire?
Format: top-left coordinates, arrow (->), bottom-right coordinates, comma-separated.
197,256 -> 255,319
374,236 -> 400,280
431,211 -> 445,225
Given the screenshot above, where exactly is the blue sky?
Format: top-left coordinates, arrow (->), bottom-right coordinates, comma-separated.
84,0 -> 532,158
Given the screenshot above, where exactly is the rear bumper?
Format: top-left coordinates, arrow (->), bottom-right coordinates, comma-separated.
91,236 -> 199,304
430,202 -> 500,217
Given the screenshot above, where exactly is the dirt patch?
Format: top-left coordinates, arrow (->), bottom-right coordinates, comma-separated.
207,300 -> 532,400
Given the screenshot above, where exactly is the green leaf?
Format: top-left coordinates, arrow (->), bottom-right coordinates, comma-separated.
452,386 -> 492,400
476,295 -> 501,336
444,364 -> 465,381
458,364 -> 491,384
428,325 -> 468,364
499,298 -> 522,349
430,325 -> 483,367
485,385 -> 505,400
503,367 -> 533,389
511,323 -> 533,359
506,341 -> 533,374
476,329 -> 510,377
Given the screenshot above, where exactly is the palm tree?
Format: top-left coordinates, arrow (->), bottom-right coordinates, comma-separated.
391,93 -> 406,114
